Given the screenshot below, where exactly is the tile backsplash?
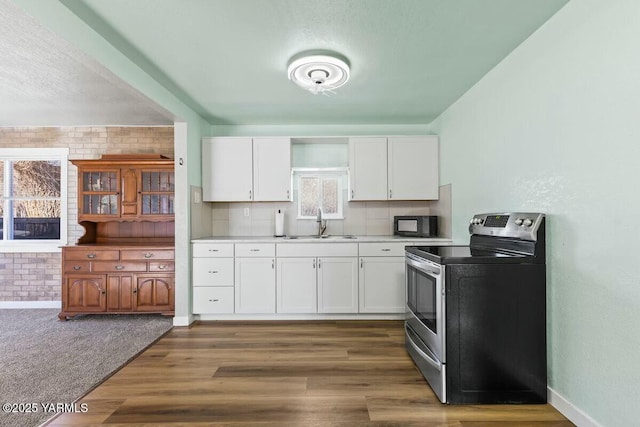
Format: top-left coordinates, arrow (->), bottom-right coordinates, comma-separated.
205,184 -> 452,238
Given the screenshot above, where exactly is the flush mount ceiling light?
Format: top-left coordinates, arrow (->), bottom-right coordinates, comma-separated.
287,52 -> 350,95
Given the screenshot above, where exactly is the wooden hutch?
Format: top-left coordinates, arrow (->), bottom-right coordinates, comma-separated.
59,154 -> 175,320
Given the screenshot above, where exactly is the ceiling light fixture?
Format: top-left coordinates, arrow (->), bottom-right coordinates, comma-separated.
287,52 -> 350,95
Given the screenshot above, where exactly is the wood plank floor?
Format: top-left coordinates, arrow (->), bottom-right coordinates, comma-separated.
46,320 -> 573,426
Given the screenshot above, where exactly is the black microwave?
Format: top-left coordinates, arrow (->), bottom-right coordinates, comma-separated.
394,215 -> 438,238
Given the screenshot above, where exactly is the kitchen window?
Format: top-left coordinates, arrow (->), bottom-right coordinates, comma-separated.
0,148 -> 68,252
294,168 -> 346,220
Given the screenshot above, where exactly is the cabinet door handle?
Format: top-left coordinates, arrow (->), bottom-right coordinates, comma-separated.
144,252 -> 153,258
209,270 -> 219,274
381,248 -> 391,252
360,259 -> 363,268
100,288 -> 106,295
209,299 -> 219,302
272,259 -> 275,269
73,266 -> 81,271
351,189 -> 354,199
115,265 -> 125,270
250,249 -> 260,252
209,249 -> 219,252
313,259 -> 316,269
287,189 -> 290,199
133,288 -> 137,294
249,190 -> 252,200
158,265 -> 167,270
87,253 -> 96,259
389,189 -> 393,199
318,259 -> 321,269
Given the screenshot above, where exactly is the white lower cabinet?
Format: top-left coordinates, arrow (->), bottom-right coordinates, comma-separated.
192,243 -> 235,314
317,257 -> 358,313
358,242 -> 412,314
358,257 -> 406,313
192,240 -> 420,317
234,243 -> 276,314
276,256 -> 358,314
193,287 -> 234,314
276,257 -> 317,313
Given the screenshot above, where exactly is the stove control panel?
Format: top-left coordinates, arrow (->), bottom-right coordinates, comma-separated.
469,212 -> 545,241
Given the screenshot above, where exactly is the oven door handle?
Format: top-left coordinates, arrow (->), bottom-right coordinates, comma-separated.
406,254 -> 441,276
405,324 -> 442,371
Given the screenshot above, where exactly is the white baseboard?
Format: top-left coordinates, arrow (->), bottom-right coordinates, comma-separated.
0,301 -> 61,309
194,313 -> 406,321
172,315 -> 193,327
548,387 -> 602,427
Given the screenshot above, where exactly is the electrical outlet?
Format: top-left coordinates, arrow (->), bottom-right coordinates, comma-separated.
193,189 -> 201,204
244,208 -> 250,217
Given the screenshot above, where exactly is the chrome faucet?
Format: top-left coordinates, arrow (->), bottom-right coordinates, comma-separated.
316,208 -> 327,237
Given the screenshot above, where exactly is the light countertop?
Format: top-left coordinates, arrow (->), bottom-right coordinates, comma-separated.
192,235 -> 452,244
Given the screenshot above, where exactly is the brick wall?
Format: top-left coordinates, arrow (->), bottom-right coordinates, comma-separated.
0,126 -> 174,302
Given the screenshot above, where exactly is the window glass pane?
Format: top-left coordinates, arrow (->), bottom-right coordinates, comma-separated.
83,171 -> 116,192
83,195 -> 118,215
13,200 -> 61,239
141,171 -> 175,192
300,177 -> 319,217
322,178 -> 338,215
12,161 -> 61,197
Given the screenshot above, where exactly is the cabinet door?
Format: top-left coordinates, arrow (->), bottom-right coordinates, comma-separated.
64,275 -> 106,312
78,169 -> 121,219
106,274 -> 134,311
387,136 -> 439,200
348,137 -> 388,200
121,167 -> 139,217
253,138 -> 291,201
359,257 -> 406,313
139,169 -> 175,217
276,257 -> 317,313
135,275 -> 174,312
235,258 -> 276,313
317,257 -> 358,313
202,137 -> 253,201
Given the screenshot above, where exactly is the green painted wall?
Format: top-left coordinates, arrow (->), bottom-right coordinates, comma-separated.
430,1 -> 640,425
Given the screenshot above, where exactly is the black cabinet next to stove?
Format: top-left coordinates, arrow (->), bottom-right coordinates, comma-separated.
445,263 -> 547,404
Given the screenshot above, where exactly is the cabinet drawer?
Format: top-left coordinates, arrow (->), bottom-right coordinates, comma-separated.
64,249 -> 119,261
358,242 -> 412,257
193,258 -> 234,286
121,249 -> 174,261
149,262 -> 175,272
192,243 -> 234,257
235,243 -> 276,257
193,287 -> 234,314
63,261 -> 91,273
92,261 -> 148,272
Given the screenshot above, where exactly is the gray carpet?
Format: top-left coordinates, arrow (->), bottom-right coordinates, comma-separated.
0,309 -> 172,427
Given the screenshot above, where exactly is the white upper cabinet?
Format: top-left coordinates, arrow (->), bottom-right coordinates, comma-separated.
252,137 -> 291,201
348,135 -> 439,201
202,137 -> 291,202
348,137 -> 388,201
387,136 -> 439,200
203,137 -> 253,201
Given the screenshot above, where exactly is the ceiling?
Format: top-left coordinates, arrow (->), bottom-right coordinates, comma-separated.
0,0 -> 174,127
3,0 -> 568,127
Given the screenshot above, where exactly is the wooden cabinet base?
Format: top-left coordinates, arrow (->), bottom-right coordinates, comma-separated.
58,311 -> 175,321
60,245 -> 175,321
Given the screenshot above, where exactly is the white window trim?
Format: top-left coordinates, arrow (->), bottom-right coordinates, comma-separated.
0,148 -> 69,253
293,167 -> 347,220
